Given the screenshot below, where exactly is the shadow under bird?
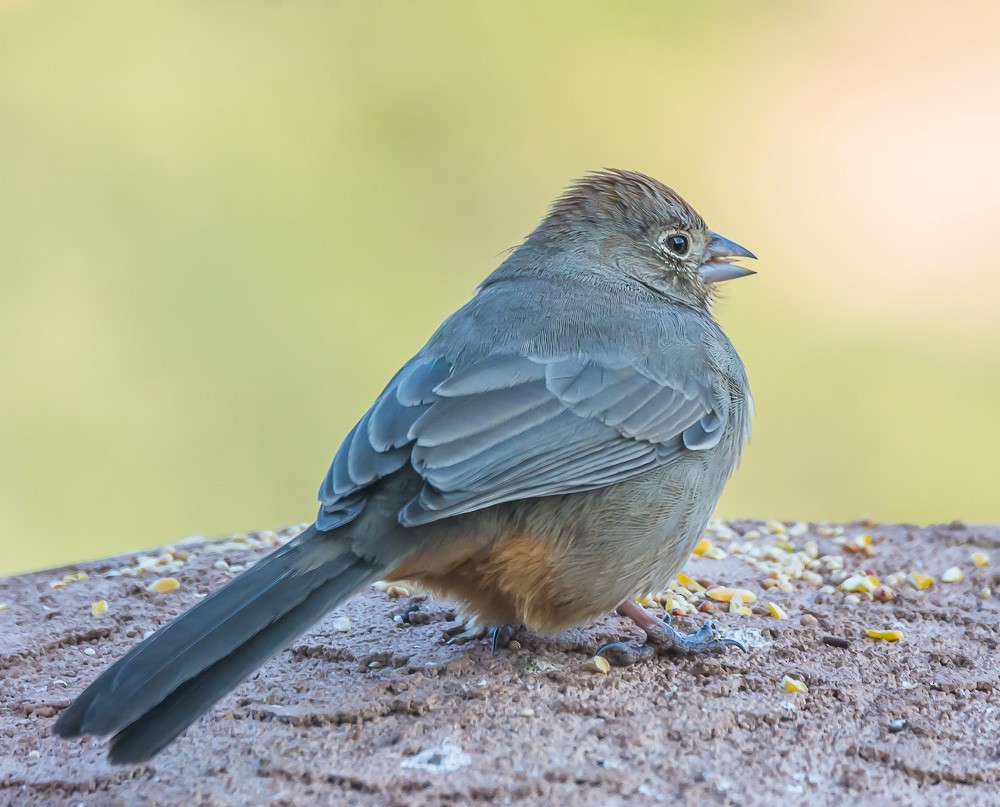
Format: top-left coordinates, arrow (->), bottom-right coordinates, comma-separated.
54,169 -> 757,764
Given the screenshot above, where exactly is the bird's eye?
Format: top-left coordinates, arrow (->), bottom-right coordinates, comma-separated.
662,233 -> 689,256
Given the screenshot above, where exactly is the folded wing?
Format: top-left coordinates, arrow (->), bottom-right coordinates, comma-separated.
317,353 -> 723,529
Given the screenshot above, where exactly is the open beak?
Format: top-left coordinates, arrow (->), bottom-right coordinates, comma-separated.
699,231 -> 757,284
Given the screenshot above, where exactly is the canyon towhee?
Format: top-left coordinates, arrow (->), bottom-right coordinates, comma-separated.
55,169 -> 756,763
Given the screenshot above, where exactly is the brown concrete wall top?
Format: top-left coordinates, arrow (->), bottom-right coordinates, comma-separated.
2,520 -> 999,806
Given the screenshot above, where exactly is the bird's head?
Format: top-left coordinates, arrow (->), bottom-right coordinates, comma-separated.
533,168 -> 755,308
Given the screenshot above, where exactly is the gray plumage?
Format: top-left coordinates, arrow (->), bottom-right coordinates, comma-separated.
54,169 -> 754,763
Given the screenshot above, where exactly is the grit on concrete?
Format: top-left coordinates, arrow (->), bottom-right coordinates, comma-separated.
2,521 -> 999,806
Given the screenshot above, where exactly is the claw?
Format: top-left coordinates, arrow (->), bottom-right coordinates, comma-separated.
490,625 -> 518,654
595,641 -> 655,666
721,636 -> 748,653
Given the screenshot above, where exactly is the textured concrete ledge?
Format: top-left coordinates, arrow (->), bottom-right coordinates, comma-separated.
2,520 -> 999,806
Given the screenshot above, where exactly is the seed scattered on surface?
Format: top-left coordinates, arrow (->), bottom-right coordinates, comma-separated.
508,640 -> 522,651
839,573 -> 880,593
49,581 -> 66,590
706,587 -> 757,604
702,546 -> 728,560
800,614 -> 819,627
331,616 -> 351,632
386,585 -> 411,599
844,594 -> 861,605
767,602 -> 789,619
83,647 -> 96,656
940,567 -> 964,584
0,603 -> 7,611
146,577 -> 180,594
90,600 -> 108,617
698,600 -> 714,614
822,634 -> 851,648
908,573 -> 935,590
676,573 -> 704,593
800,570 -> 824,586
581,656 -> 611,674
519,707 -> 535,717
972,551 -> 990,567
873,586 -> 895,603
692,538 -> 714,556
866,629 -> 904,642
842,534 -> 874,555
981,587 -> 993,600
780,675 -> 808,693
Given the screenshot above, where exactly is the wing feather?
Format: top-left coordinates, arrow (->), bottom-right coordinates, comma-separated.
317,352 -> 723,530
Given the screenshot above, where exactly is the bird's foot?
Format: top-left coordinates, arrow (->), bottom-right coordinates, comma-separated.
596,599 -> 746,666
444,622 -> 488,644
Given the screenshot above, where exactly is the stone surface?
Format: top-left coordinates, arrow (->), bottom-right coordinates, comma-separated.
1,520 -> 999,806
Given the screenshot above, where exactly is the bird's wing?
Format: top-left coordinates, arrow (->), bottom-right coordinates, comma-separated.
317,353 -> 722,529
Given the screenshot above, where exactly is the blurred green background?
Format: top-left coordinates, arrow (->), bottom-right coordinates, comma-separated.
2,1 -> 999,575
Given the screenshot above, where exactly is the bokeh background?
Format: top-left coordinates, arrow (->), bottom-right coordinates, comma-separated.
3,1 -> 999,575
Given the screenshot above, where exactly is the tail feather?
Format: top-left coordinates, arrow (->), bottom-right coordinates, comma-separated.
106,556 -> 382,764
53,524 -> 391,760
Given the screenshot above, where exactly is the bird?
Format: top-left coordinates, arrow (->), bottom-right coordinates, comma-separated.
53,168 -> 756,764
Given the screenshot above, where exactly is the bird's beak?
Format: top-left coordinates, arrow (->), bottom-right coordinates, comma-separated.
700,231 -> 757,284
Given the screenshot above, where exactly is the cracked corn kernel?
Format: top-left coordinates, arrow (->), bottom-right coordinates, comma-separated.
676,573 -> 704,592
692,538 -> 714,556
90,600 -> 108,617
767,602 -> 789,619
331,616 -> 351,632
981,588 -> 992,600
702,546 -> 728,560
706,587 -> 757,604
908,572 -> 935,589
49,581 -> 66,589
839,573 -> 880,593
663,595 -> 690,614
146,577 -> 180,594
780,675 -> 808,693
581,656 -> 611,674
972,552 -> 990,567
940,567 -> 964,583
866,629 -> 904,642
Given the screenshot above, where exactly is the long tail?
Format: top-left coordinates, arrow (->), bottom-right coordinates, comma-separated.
53,524 -> 392,764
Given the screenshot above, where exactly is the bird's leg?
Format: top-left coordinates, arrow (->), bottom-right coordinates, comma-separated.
597,599 -> 746,666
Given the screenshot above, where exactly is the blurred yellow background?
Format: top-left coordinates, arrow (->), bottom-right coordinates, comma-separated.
2,1 -> 999,575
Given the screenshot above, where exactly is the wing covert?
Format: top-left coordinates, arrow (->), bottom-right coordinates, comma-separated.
317,352 -> 724,530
